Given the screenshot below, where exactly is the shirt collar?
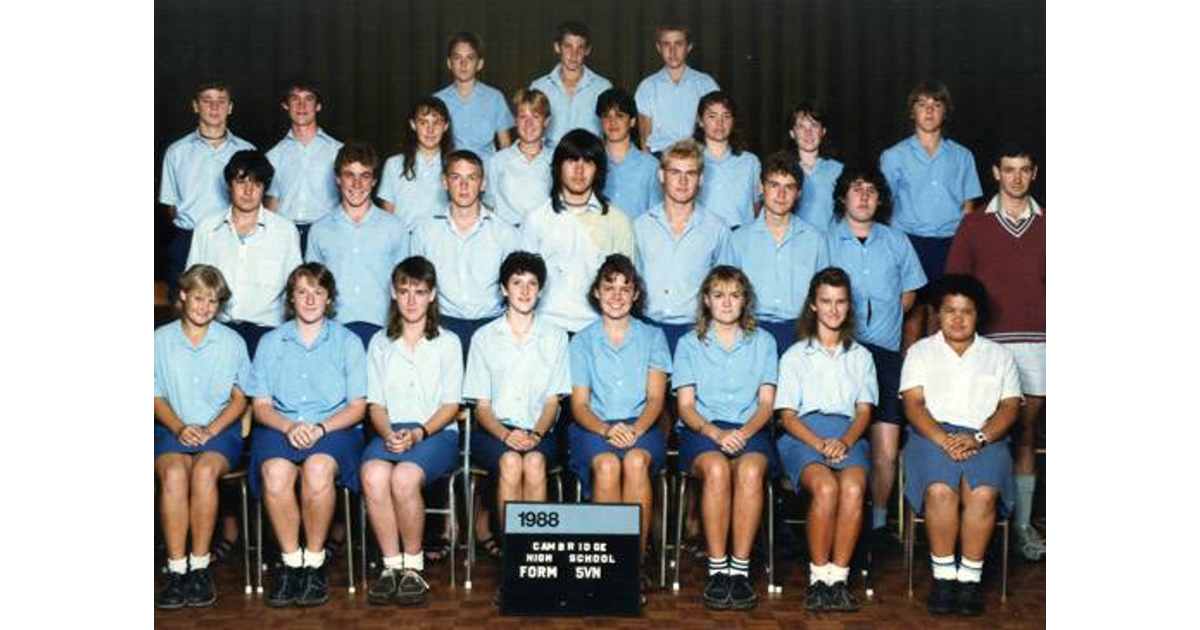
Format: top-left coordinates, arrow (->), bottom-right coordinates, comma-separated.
550,64 -> 596,87
279,319 -> 333,347
173,320 -> 215,350
216,207 -> 268,231
933,330 -> 979,358
703,326 -> 749,352
984,195 -> 1042,219
562,192 -> 604,215
801,337 -> 846,358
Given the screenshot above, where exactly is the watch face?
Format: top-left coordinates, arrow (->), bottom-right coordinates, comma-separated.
974,431 -> 987,444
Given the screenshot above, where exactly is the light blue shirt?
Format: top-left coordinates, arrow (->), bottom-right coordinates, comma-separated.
529,64 -> 612,147
879,136 -> 983,238
376,152 -> 448,229
672,328 -> 777,426
247,319 -> 367,424
634,66 -> 720,153
569,318 -> 672,421
484,144 -> 552,226
697,148 -> 760,228
305,205 -> 410,327
409,209 -> 519,320
775,339 -> 878,419
154,320 -> 252,425
366,327 -> 463,430
604,147 -> 661,221
825,220 -> 927,352
796,157 -> 844,234
730,213 -> 829,323
159,130 -> 256,229
186,208 -> 302,327
463,315 -> 571,430
434,82 -> 514,159
265,128 -> 343,224
633,204 -> 734,324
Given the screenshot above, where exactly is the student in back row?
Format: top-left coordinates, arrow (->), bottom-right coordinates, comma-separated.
635,23 -> 720,155
435,31 -> 513,159
529,20 -> 612,147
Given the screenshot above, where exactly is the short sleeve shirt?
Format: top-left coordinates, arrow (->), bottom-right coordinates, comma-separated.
899,332 -> 1023,430
154,320 -> 252,425
247,320 -> 368,424
569,318 -> 672,421
366,327 -> 463,429
434,82 -> 514,159
672,327 -> 777,426
462,315 -> 571,429
775,339 -> 877,418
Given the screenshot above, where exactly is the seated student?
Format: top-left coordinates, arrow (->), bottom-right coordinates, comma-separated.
154,264 -> 252,609
596,87 -> 661,221
674,265 -> 777,610
775,267 -> 876,613
434,31 -> 513,158
462,252 -> 570,553
377,97 -> 454,228
361,257 -> 463,606
788,100 -> 844,234
900,274 -> 1021,617
247,263 -> 367,608
568,254 -> 670,593
731,151 -> 828,354
485,88 -> 553,227
693,91 -> 761,230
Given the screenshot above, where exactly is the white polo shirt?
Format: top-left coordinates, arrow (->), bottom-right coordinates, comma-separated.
899,331 -> 1022,430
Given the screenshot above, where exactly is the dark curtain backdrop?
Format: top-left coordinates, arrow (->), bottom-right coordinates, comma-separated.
155,0 -> 1044,272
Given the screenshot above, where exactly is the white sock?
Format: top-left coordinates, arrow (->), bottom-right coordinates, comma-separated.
303,548 -> 326,568
931,554 -> 957,580
729,556 -> 750,577
281,549 -> 304,568
383,554 -> 404,570
808,562 -> 826,585
707,556 -> 728,576
828,564 -> 850,584
404,552 -> 425,572
1014,474 -> 1037,529
167,557 -> 188,574
957,557 -> 983,583
189,553 -> 211,570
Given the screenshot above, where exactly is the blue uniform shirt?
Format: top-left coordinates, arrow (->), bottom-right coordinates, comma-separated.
265,128 -> 343,225
154,320 -> 252,425
633,204 -> 734,324
604,148 -> 661,221
376,152 -> 449,229
462,315 -> 571,430
247,319 -> 368,424
409,209 -> 519,320
305,205 -> 411,327
159,130 -> 256,229
697,149 -> 760,229
825,220 -> 927,351
569,318 -> 672,421
775,339 -> 878,418
529,65 -> 613,147
484,144 -> 552,226
796,158 -> 844,234
730,213 -> 829,323
634,66 -> 720,153
673,327 -> 778,426
880,136 -> 983,238
434,82 -> 514,159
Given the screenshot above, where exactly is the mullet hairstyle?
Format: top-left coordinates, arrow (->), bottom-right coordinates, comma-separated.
595,87 -> 641,148
284,262 -> 338,321
586,253 -> 646,318
694,265 -> 758,341
832,165 -> 893,225
177,264 -> 233,312
385,256 -> 442,341
906,79 -> 955,123
786,99 -> 835,157
446,31 -> 483,58
400,96 -> 454,181
550,129 -> 610,215
692,90 -> 744,155
795,266 -> 857,351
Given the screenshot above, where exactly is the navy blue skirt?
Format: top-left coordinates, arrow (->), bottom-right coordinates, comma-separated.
568,419 -> 666,500
154,422 -> 243,469
470,424 -> 560,474
776,412 -> 870,490
361,422 -> 460,484
902,424 -> 1015,515
678,420 -> 779,478
249,425 -> 365,497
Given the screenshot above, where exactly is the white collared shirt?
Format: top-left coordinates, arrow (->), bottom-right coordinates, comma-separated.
462,315 -> 571,429
899,331 -> 1023,430
775,339 -> 877,418
366,327 -> 463,429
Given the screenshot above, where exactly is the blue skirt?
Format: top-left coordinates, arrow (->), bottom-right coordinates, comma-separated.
154,422 -> 243,469
777,412 -> 870,490
568,420 -> 666,500
249,425 -> 365,497
470,424 -> 560,474
361,422 -> 460,484
678,420 -> 779,478
902,424 -> 1015,515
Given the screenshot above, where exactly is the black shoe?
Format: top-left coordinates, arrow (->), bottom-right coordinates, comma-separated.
727,574 -> 758,610
957,580 -> 984,616
870,527 -> 904,556
184,568 -> 217,607
395,568 -> 430,606
156,571 -> 188,610
702,572 -> 732,609
265,565 -> 301,607
804,581 -> 828,611
926,578 -> 958,615
367,568 -> 399,606
295,565 -> 330,607
824,581 -> 860,612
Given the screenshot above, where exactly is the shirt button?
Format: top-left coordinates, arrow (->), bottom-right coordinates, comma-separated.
616,380 -> 624,386
301,396 -> 307,402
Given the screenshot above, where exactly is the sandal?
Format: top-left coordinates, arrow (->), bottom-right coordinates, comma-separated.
424,536 -> 452,562
325,536 -> 345,559
210,537 -> 238,563
478,536 -> 502,559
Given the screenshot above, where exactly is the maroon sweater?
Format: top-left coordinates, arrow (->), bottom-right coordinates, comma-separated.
945,197 -> 1045,343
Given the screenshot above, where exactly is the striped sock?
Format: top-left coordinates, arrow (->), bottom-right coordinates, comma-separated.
729,556 -> 750,577
931,554 -> 957,580
708,556 -> 729,576
957,557 -> 983,583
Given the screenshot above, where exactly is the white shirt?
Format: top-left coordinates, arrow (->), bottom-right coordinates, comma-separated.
899,331 -> 1023,430
462,315 -> 571,429
366,327 -> 463,430
775,339 -> 878,419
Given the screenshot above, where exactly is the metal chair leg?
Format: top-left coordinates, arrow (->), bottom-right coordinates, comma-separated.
905,505 -> 916,598
239,478 -> 252,594
448,473 -> 458,588
1000,519 -> 1009,603
766,481 -> 777,593
255,498 -> 264,594
659,471 -> 669,589
343,488 -> 356,594
672,474 -> 688,591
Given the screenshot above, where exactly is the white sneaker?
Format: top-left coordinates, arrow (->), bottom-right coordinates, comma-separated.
1014,524 -> 1046,561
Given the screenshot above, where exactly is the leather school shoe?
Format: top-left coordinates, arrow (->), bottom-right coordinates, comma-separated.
824,581 -> 860,612
702,572 -> 732,609
155,571 -> 188,610
367,568 -> 399,606
804,581 -> 828,611
295,565 -> 330,607
265,565 -> 301,607
395,568 -> 430,606
926,578 -> 958,615
957,580 -> 985,616
727,574 -> 758,610
184,568 -> 217,607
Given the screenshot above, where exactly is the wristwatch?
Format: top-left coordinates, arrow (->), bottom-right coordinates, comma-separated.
973,430 -> 989,446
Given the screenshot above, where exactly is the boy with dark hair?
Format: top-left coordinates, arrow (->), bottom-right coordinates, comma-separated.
434,31 -> 513,158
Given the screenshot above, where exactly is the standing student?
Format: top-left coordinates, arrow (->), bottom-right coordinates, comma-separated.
674,266 -> 777,610
775,268 -> 875,613
634,23 -> 720,154
596,87 -> 661,221
306,141 -> 410,349
361,257 -> 463,606
485,88 -> 553,227
264,79 -> 343,254
520,128 -> 635,333
693,91 -> 761,229
789,101 -> 844,233
529,20 -> 612,147
248,263 -> 367,608
377,97 -> 454,228
568,254 -> 669,594
824,166 -> 926,552
434,31 -> 513,158
730,152 -> 828,353
154,265 -> 252,610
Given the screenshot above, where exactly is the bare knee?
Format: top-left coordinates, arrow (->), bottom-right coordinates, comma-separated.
810,477 -> 838,514
924,483 -> 959,512
698,457 -> 730,490
622,449 -> 652,477
593,454 -> 621,485
498,452 -> 524,485
301,457 -> 337,496
522,452 -> 547,483
360,462 -> 393,500
963,487 -> 998,517
392,465 -> 425,499
261,460 -> 297,498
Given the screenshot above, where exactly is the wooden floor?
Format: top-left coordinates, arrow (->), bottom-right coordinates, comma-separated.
153,535 -> 1045,629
